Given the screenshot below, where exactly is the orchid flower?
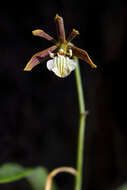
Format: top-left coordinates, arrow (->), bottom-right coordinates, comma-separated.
24,14 -> 97,77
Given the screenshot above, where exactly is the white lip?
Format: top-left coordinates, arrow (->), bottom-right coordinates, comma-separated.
47,55 -> 77,78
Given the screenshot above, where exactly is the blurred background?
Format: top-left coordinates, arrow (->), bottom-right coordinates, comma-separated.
0,0 -> 127,190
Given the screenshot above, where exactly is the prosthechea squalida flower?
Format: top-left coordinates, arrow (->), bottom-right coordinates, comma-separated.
24,14 -> 97,78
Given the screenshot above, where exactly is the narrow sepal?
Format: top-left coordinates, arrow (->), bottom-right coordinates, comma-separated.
32,29 -> 57,44
24,45 -> 57,71
69,45 -> 97,68
67,29 -> 79,43
54,14 -> 66,43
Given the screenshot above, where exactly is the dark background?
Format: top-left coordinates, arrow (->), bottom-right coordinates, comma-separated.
0,0 -> 127,190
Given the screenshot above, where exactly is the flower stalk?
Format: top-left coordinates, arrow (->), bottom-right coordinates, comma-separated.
24,14 -> 96,190
74,57 -> 86,190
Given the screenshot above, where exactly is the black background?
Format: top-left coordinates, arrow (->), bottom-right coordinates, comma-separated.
0,0 -> 127,190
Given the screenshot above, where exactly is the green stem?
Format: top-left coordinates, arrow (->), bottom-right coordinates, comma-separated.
74,57 -> 86,190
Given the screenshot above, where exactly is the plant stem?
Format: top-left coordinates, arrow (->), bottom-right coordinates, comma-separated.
74,57 -> 86,190
74,58 -> 85,114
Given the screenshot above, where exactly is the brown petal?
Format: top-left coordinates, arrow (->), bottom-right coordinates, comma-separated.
24,45 -> 57,71
67,29 -> 79,43
69,45 -> 97,68
32,29 -> 57,44
54,14 -> 66,43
